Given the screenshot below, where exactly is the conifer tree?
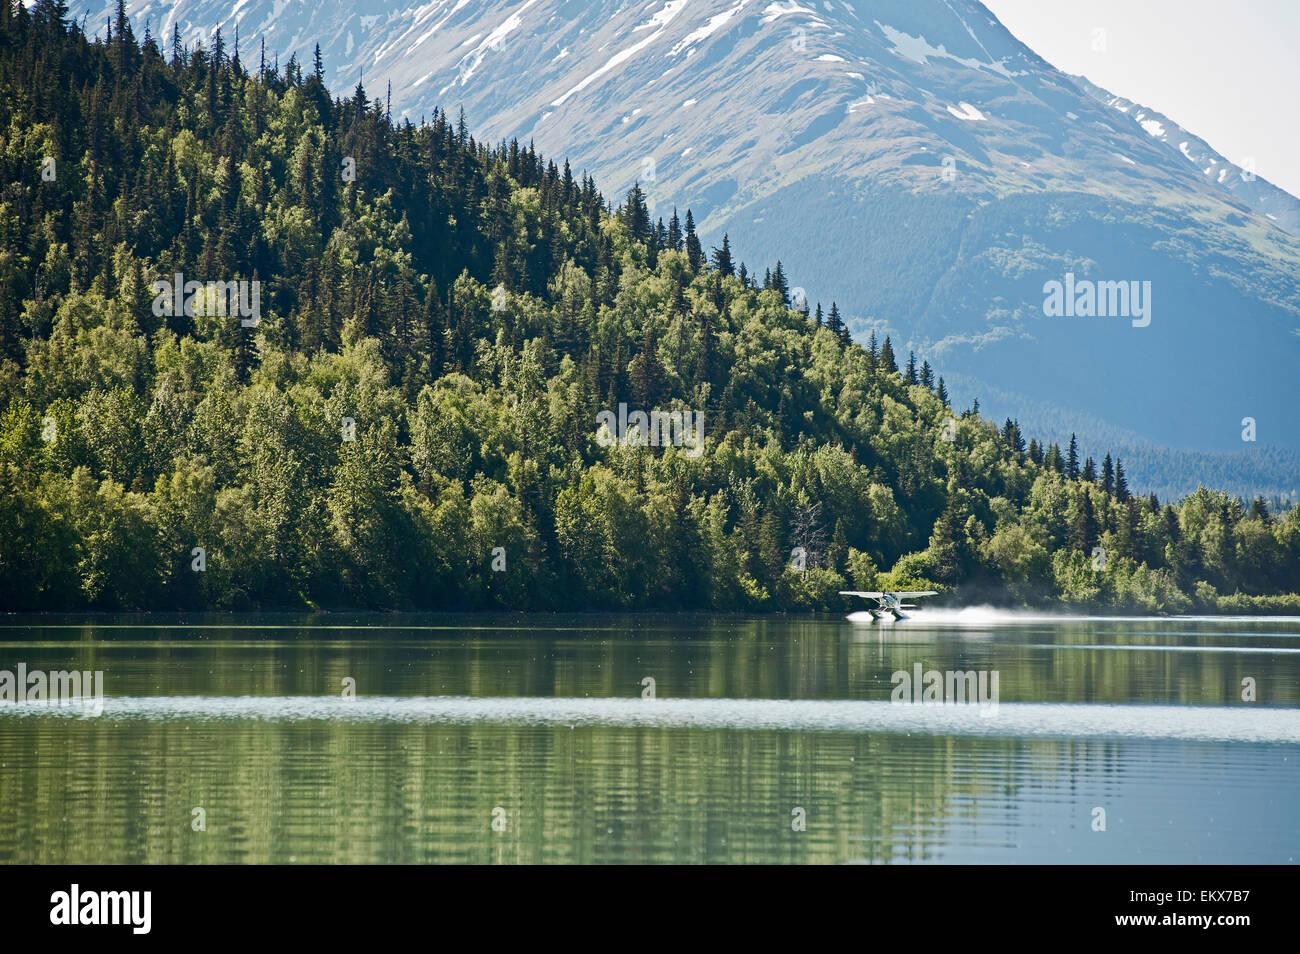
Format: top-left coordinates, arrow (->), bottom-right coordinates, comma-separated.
629,324 -> 666,409
1069,489 -> 1098,552
683,209 -> 703,270
826,302 -> 843,339
880,336 -> 898,373
832,303 -> 849,344
1044,443 -> 1064,473
710,233 -> 734,276
769,260 -> 789,306
623,183 -> 651,242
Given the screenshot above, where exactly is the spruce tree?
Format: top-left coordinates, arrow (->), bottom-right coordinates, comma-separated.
827,302 -> 843,338
624,183 -> 651,242
667,208 -> 682,250
629,324 -> 666,409
826,519 -> 848,573
833,304 -> 850,344
880,336 -> 897,373
1044,443 -> 1064,473
683,209 -> 703,270
1069,490 -> 1093,552
710,233 -> 734,276
769,260 -> 790,306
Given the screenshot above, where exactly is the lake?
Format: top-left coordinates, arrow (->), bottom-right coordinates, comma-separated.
1,610 -> 1297,864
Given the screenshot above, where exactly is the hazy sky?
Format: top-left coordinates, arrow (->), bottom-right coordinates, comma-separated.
981,0 -> 1300,198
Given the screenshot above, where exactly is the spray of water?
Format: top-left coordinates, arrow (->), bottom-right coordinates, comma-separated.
845,607 -> 1300,627
847,606 -> 1057,627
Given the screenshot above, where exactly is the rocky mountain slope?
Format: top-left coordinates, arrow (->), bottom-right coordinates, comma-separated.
83,0 -> 1300,492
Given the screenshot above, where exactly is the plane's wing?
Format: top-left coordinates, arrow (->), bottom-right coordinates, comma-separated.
894,591 -> 938,598
838,591 -> 885,599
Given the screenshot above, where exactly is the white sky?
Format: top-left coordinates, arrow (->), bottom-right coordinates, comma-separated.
981,0 -> 1300,198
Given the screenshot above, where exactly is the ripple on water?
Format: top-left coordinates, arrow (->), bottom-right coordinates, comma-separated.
4,695 -> 1299,744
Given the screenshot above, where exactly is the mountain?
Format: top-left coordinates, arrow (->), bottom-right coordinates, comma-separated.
4,4 -> 1299,615
82,0 -> 1300,493
1070,74 -> 1300,235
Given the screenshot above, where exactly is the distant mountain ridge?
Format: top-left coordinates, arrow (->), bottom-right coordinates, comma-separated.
82,0 -> 1300,486
94,1 -> 1300,230
940,372 -> 1300,505
1070,74 -> 1300,235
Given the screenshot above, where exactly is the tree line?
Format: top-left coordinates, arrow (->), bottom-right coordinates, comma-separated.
0,1 -> 1297,613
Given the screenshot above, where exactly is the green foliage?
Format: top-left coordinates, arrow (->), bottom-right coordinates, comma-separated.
0,10 -> 1296,613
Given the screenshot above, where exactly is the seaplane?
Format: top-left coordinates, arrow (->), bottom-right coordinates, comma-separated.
839,590 -> 938,622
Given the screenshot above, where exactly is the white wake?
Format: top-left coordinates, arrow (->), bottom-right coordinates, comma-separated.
3,695 -> 1299,743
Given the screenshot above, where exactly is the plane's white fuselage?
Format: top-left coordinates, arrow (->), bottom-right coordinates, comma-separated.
839,590 -> 937,622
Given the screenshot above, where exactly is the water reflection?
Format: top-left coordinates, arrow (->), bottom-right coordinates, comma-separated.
1,613 -> 1297,863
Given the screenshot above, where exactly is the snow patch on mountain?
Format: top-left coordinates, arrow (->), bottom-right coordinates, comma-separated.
551,0 -> 689,106
1139,117 -> 1166,138
875,20 -> 1023,78
947,101 -> 985,121
670,0 -> 749,56
761,2 -> 818,25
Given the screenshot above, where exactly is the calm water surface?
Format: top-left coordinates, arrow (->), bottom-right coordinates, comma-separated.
1,610 -> 1297,864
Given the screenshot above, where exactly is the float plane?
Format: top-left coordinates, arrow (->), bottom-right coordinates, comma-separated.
839,590 -> 938,621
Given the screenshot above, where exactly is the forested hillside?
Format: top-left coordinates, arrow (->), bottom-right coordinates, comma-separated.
1,2 -> 1297,613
